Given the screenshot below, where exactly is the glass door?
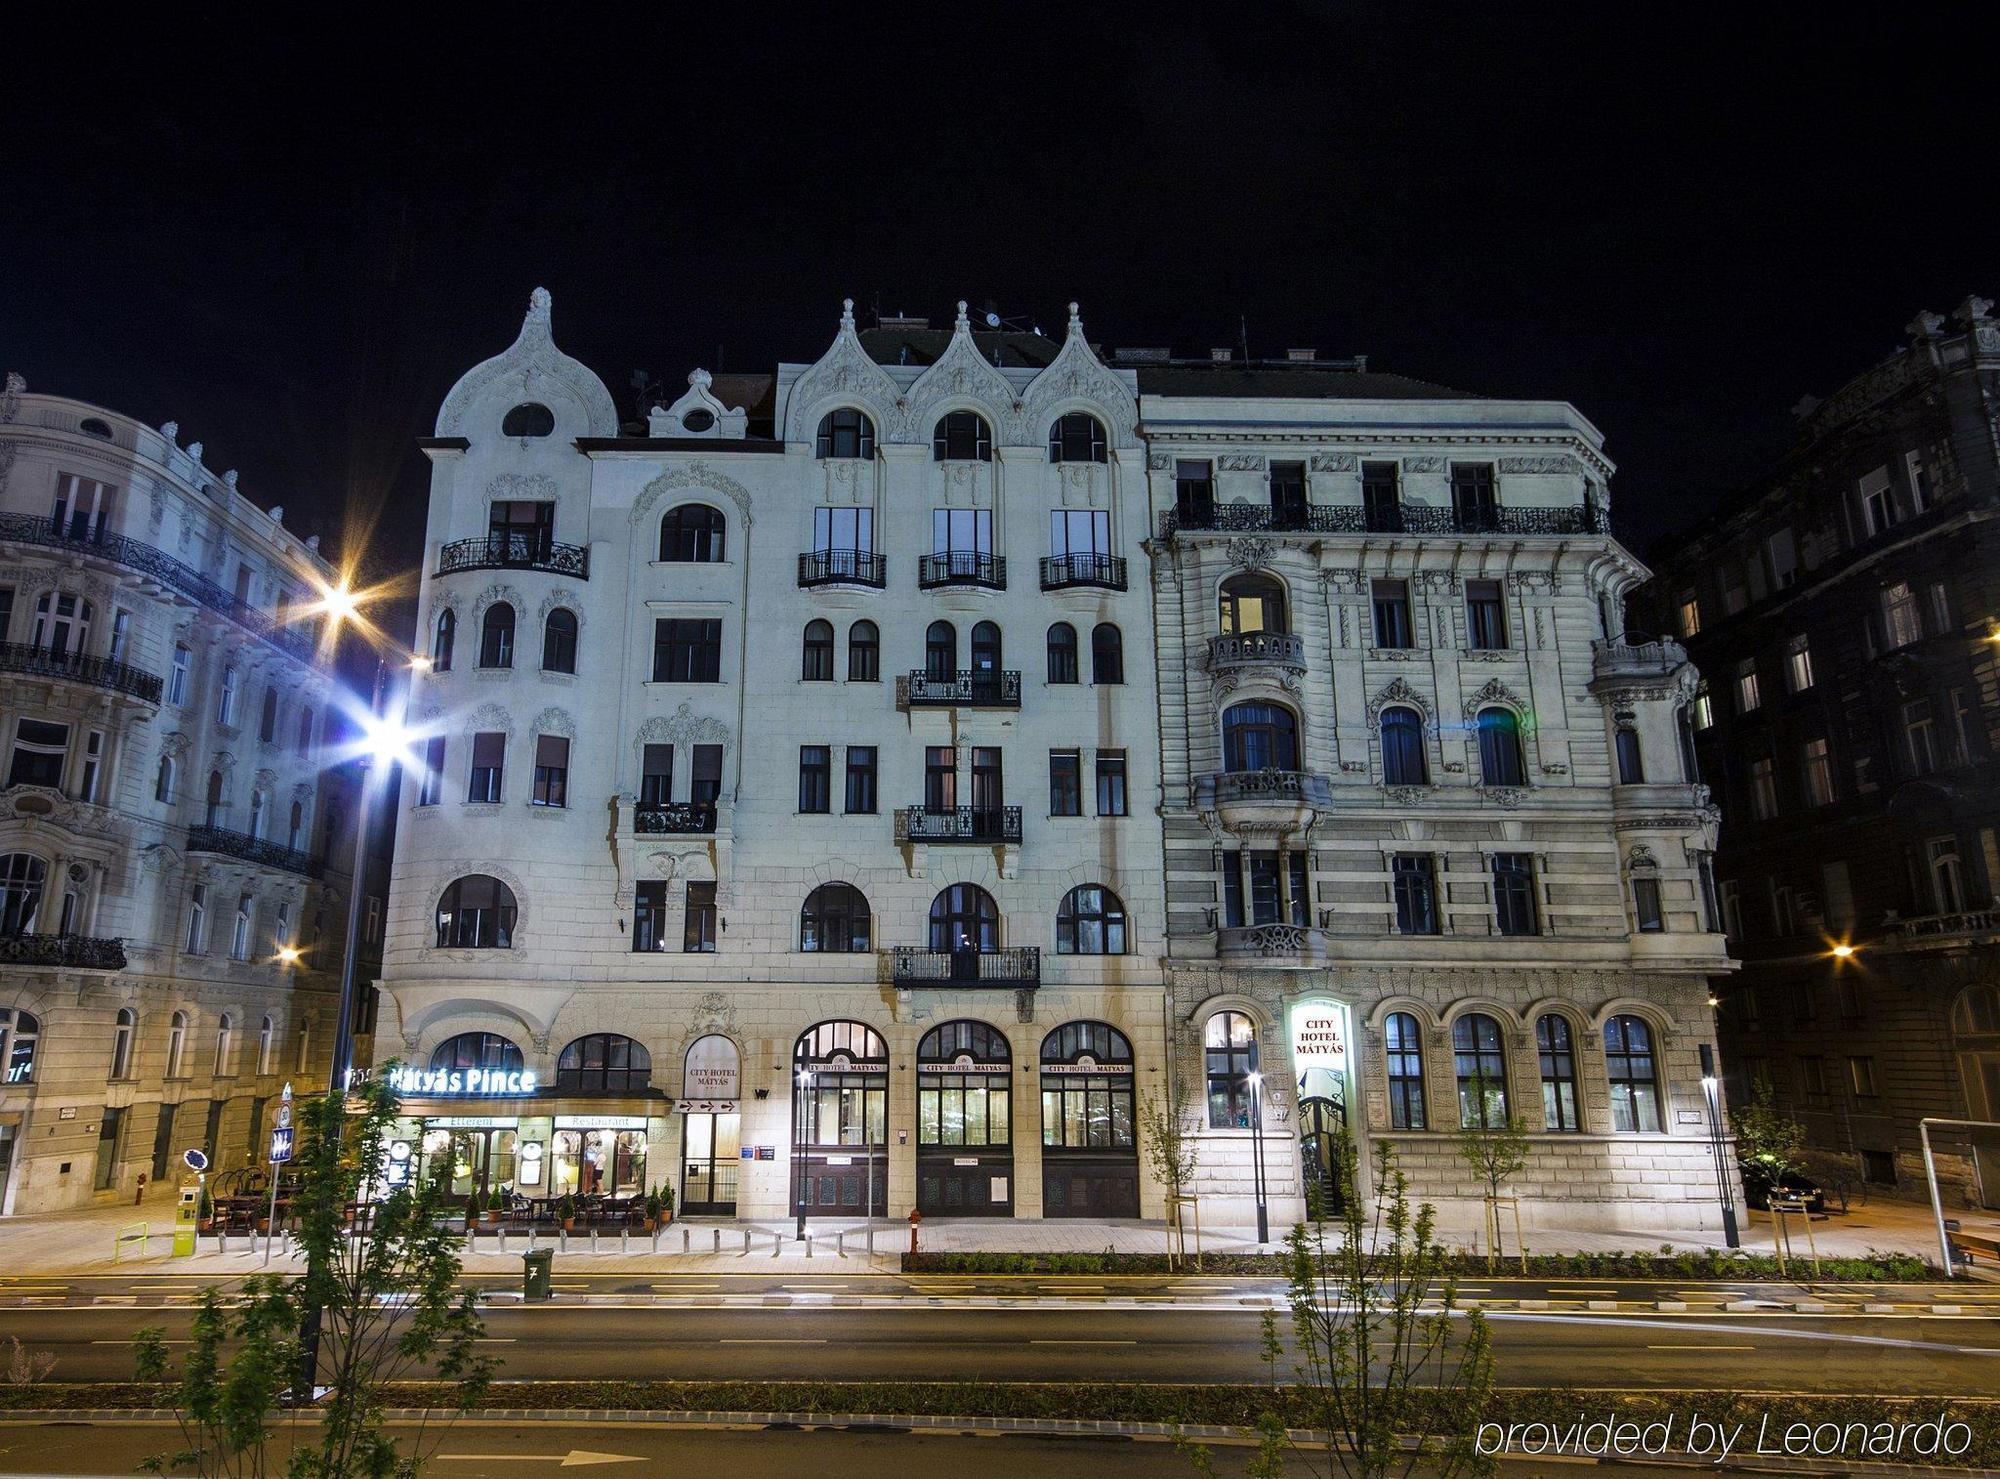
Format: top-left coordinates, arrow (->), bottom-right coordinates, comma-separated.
681,1112 -> 740,1215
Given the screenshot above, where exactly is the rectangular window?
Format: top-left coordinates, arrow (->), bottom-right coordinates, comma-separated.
970,747 -> 1003,814
78,729 -> 104,803
1491,853 -> 1539,936
185,883 -> 207,953
1361,461 -> 1401,532
1881,582 -> 1922,649
363,896 -> 381,946
1720,879 -> 1743,940
1094,750 -> 1128,816
217,667 -> 238,725
109,609 -> 131,663
1798,1055 -> 1827,1099
1734,659 -> 1761,714
1691,681 -> 1714,730
1747,756 -> 1778,820
1929,835 -> 1966,914
1464,579 -> 1507,649
844,746 -> 877,814
1801,737 -> 1834,807
930,507 -> 992,555
632,880 -> 669,953
1720,564 -> 1747,616
1905,449 -> 1932,511
1633,876 -> 1664,932
1765,527 -> 1799,589
231,892 -> 254,961
468,731 -> 505,803
0,588 -> 12,642
1174,460 -> 1214,526
1268,460 -> 1307,524
651,618 -> 723,683
1449,462 -> 1498,529
8,719 -> 69,789
1949,688 -> 1974,767
418,735 -> 446,806
531,734 -> 569,807
1370,579 -> 1413,649
926,746 -> 958,811
1903,699 -> 1938,776
640,743 -> 673,806
798,745 -> 831,813
1049,750 -> 1081,817
168,645 -> 189,706
1848,1057 -> 1878,1097
1772,881 -> 1797,938
1221,850 -> 1309,928
1859,466 -> 1896,536
691,745 -> 723,804
52,472 -> 114,540
1928,581 -> 1951,636
489,499 -> 555,558
1392,854 -> 1439,935
1049,508 -> 1110,557
682,881 -> 717,953
1785,634 -> 1814,692
813,505 -> 875,553
1677,591 -> 1702,638
1821,860 -> 1854,930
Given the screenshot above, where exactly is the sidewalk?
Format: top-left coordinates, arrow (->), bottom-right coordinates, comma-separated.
2,1192 -> 1993,1276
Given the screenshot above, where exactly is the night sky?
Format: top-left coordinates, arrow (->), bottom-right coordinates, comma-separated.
6,4 -> 1996,636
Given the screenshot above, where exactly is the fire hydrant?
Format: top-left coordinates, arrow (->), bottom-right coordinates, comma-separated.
134,1172 -> 147,1207
908,1207 -> 923,1255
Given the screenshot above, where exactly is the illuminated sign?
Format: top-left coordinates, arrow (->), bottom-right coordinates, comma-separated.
356,1066 -> 539,1097
684,1035 -> 740,1100
1289,1000 -> 1350,1078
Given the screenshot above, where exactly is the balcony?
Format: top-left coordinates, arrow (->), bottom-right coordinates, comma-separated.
1158,503 -> 1606,539
897,669 -> 1022,709
1213,920 -> 1333,968
1039,553 -> 1127,592
1206,631 -> 1306,682
0,513 -> 316,661
891,945 -> 1041,987
0,642 -> 162,702
436,533 -> 590,579
186,825 -> 322,878
635,802 -> 717,835
1591,636 -> 1689,683
918,551 -> 1005,591
0,932 -> 127,971
1196,769 -> 1332,834
1890,909 -> 2000,949
895,806 -> 1023,845
798,550 -> 887,589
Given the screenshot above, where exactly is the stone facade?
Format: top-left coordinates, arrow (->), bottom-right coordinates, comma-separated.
0,377 -> 346,1214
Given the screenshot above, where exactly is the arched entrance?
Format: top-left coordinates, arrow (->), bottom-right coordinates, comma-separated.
1288,999 -> 1354,1218
1039,1021 -> 1139,1218
792,1021 -> 888,1219
917,1020 -> 1013,1216
679,1034 -> 741,1216
1297,1095 -> 1347,1217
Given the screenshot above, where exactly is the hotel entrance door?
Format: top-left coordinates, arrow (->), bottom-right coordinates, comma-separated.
681,1111 -> 739,1215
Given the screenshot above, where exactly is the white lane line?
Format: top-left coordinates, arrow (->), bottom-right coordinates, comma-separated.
718,1338 -> 827,1345
1646,1343 -> 1756,1350
92,1338 -> 192,1345
1029,1338 -> 1138,1345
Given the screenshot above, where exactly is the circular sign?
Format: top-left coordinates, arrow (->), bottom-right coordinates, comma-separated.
182,1148 -> 210,1173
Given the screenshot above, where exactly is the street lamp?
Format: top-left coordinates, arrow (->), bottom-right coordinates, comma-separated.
1246,1069 -> 1270,1246
1829,943 -> 1855,960
1698,1044 -> 1740,1250
794,1068 -> 816,1241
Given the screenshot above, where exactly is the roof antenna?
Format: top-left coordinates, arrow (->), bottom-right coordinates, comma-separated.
1239,313 -> 1250,364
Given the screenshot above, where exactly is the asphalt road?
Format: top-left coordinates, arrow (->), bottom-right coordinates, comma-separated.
4,1301 -> 1995,1394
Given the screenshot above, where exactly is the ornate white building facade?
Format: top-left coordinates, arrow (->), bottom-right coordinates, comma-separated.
0,377 -> 346,1214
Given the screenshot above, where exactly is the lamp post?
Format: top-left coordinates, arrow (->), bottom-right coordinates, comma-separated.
1246,1069 -> 1270,1246
1699,1044 -> 1740,1250
794,1068 -> 815,1241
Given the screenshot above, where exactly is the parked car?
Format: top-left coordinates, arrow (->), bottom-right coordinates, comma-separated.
1740,1162 -> 1826,1213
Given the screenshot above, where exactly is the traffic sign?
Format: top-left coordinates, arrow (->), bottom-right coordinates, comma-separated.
268,1126 -> 295,1164
183,1148 -> 210,1173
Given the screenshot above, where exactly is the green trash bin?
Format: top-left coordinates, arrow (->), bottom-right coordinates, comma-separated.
522,1247 -> 554,1302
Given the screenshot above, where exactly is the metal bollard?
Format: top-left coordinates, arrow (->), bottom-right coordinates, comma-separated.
527,1227 -> 537,1253
498,1228 -> 508,1254
682,1227 -> 690,1252
590,1227 -> 599,1254
559,1228 -> 569,1252
866,1228 -> 874,1256
621,1227 -> 630,1253
837,1230 -> 845,1256
805,1235 -> 813,1259
772,1231 -> 781,1257
216,1229 -> 227,1256
651,1225 -> 660,1252
713,1228 -> 721,1252
742,1228 -> 750,1255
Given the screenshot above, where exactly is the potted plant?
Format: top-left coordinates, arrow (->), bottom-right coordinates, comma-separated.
483,1188 -> 504,1226
557,1193 -> 577,1232
657,1183 -> 674,1227
196,1188 -> 215,1233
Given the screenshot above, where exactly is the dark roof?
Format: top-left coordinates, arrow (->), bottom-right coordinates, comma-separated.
857,327 -> 1064,370
1133,366 -> 1473,401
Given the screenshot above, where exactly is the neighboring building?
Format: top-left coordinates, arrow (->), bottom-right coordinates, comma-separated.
1638,295 -> 2000,1209
1140,354 -> 1734,1232
0,375 -> 349,1213
378,289 -> 1734,1234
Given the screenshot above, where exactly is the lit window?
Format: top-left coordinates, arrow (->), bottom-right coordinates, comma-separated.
1734,659 -> 1761,714
1785,634 -> 1813,692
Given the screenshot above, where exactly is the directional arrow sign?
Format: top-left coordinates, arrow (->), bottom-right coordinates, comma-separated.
436,1453 -> 641,1468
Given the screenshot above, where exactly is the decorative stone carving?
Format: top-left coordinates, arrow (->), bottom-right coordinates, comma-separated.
528,706 -> 576,740
435,288 -> 619,438
783,300 -> 904,444
462,701 -> 511,738
1218,454 -> 1266,472
1381,786 -> 1429,806
1402,456 -> 1446,473
1497,456 -> 1576,474
635,703 -> 732,771
488,472 -> 560,506
628,461 -> 755,527
1225,536 -> 1275,571
1461,678 -> 1527,719
1366,676 -> 1432,724
1019,303 -> 1139,447
1147,451 -> 1172,471
895,302 -> 1021,441
1481,787 -> 1527,808
650,368 -> 749,439
1309,452 -> 1357,473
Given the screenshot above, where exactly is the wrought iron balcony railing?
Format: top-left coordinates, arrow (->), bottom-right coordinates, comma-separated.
895,805 -> 1023,844
436,533 -> 590,579
1207,768 -> 1333,806
0,642 -> 163,702
917,551 -> 1005,590
1039,553 -> 1127,591
1894,909 -> 2000,941
635,802 -> 718,835
1158,503 -> 1606,539
186,825 -> 323,878
0,514 -> 317,661
1590,636 -> 1689,681
798,549 -> 887,588
1207,631 -> 1307,674
897,670 -> 1022,708
0,932 -> 127,970
891,945 -> 1041,987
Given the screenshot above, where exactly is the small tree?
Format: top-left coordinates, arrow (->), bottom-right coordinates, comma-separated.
136,1279 -> 295,1477
1731,1075 -> 1805,1182
1140,1077 -> 1202,1265
1453,1075 -> 1529,1267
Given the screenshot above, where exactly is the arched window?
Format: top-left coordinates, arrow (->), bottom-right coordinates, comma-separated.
1219,574 -> 1287,635
248,789 -> 266,840
479,603 -> 515,668
0,1008 -> 39,1085
1039,1021 -> 1136,1148
259,689 -> 279,743
558,1033 -> 653,1093
542,608 -> 578,673
1615,725 -> 1645,784
659,504 -> 726,562
288,800 -> 304,850
1056,884 -> 1127,955
1046,623 -> 1079,684
970,621 -> 1002,675
815,407 -> 876,460
1223,702 -> 1298,772
801,882 -> 872,952
204,770 -> 224,826
1536,1014 -> 1580,1131
430,1032 -> 524,1074
217,665 -> 238,725
155,756 -> 176,804
847,621 -> 879,682
1091,623 -> 1124,685
925,621 -> 956,680
917,1021 -> 1012,1149
31,591 -> 92,658
501,402 -> 555,438
1204,1010 -> 1258,1127
1048,412 -> 1108,464
214,1013 -> 235,1075
432,607 -> 456,671
1385,1012 -> 1426,1129
1605,1015 -> 1662,1132
257,1014 -> 274,1075
802,620 -> 835,682
166,1010 -> 188,1079
1476,708 -> 1526,787
1381,707 -> 1428,785
932,410 -> 993,462
1954,984 -> 2000,1034
296,707 -> 314,759
1453,1013 -> 1510,1129
110,1008 -> 135,1079
169,643 -> 190,704
435,875 -> 517,948
929,883 -> 999,953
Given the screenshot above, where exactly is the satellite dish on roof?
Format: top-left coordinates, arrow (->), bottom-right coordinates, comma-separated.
984,312 -> 1002,328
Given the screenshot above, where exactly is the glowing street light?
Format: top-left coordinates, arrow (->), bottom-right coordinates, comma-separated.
276,945 -> 302,966
1245,1069 -> 1269,1245
1698,1044 -> 1741,1249
1830,943 -> 1856,960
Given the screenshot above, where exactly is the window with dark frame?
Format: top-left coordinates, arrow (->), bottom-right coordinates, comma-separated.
1380,706 -> 1428,785
659,504 -> 726,562
815,408 -> 875,460
1269,461 -> 1307,524
801,882 -> 872,952
683,881 -> 717,952
1049,750 -> 1081,816
1537,1015 -> 1580,1131
1047,623 -> 1079,684
479,603 -> 515,668
1615,726 -> 1645,784
531,734 -> 569,808
542,608 -> 578,673
1392,853 -> 1439,935
652,618 -> 723,683
1221,850 -> 1309,928
640,744 -> 673,806
418,736 -> 446,806
798,745 -> 831,813
932,410 -> 993,462
802,620 -> 834,681
1361,461 -> 1401,531
1174,460 -> 1214,526
1450,462 -> 1498,529
847,620 -> 879,681
1453,1013 -> 1510,1128
1091,623 -> 1123,684
467,732 -> 505,803
1385,1012 -> 1426,1129
925,746 -> 957,811
1204,1010 -> 1258,1127
1465,579 -> 1507,649
1492,852 -> 1539,936
1048,413 -> 1108,464
1605,1015 -> 1662,1131
844,746 -> 877,814
1371,579 -> 1413,649
1095,750 -> 1128,816
632,880 -> 669,952
1634,876 -> 1664,932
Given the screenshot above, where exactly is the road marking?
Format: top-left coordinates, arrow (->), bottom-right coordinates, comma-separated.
782,1283 -> 847,1290
718,1338 -> 826,1344
1029,1338 -> 1139,1345
92,1338 -> 191,1345
437,1451 -> 641,1468
472,1338 -> 517,1343
1646,1343 -> 1756,1350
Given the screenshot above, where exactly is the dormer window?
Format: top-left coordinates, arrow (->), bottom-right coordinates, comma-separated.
501,403 -> 555,438
815,408 -> 875,460
932,410 -> 993,463
680,409 -> 715,433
